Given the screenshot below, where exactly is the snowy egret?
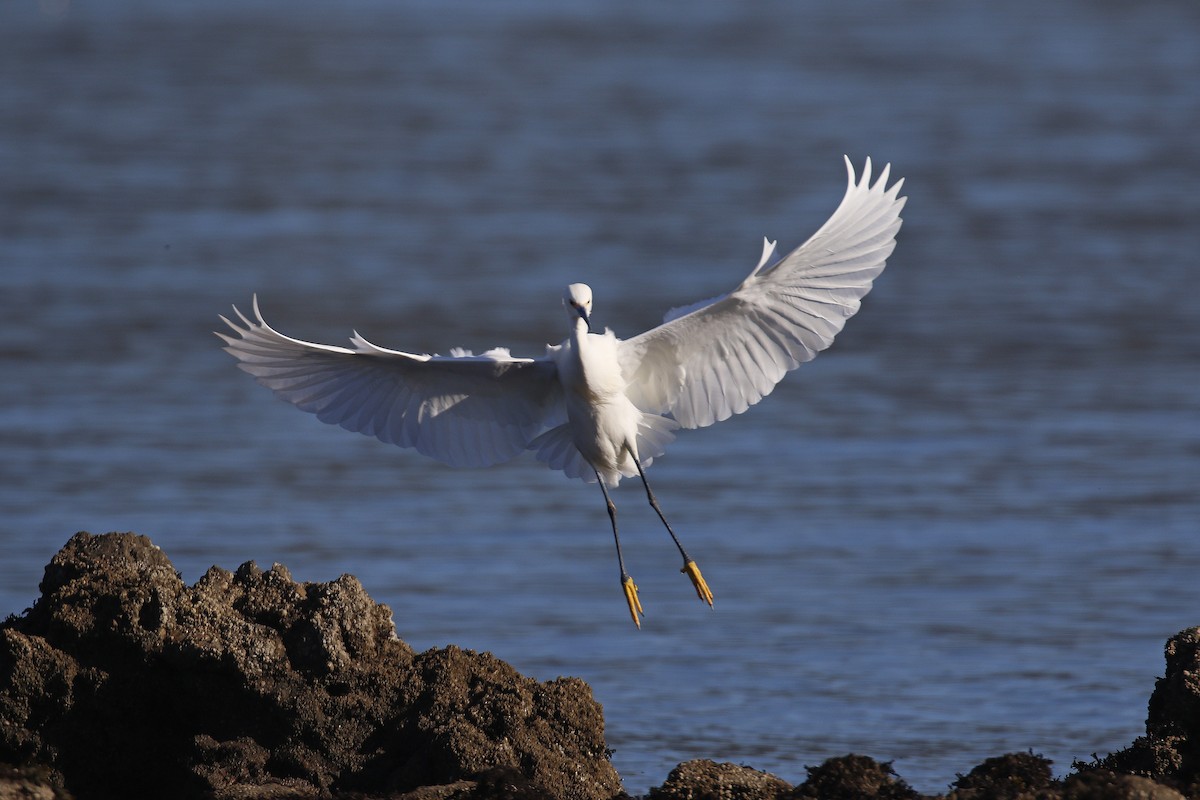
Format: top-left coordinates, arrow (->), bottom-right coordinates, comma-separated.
218,157 -> 905,627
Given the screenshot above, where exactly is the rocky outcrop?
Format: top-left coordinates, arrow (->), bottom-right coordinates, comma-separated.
649,760 -> 794,799
3,533 -> 1200,799
645,754 -> 919,800
0,532 -> 621,800
1092,627 -> 1200,797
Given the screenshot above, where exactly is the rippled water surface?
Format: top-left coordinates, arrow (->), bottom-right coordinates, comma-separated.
3,1 -> 1198,794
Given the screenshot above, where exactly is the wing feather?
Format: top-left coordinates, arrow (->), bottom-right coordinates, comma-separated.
217,297 -> 563,468
619,156 -> 905,429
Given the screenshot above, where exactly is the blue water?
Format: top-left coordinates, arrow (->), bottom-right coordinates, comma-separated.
2,1 -> 1198,794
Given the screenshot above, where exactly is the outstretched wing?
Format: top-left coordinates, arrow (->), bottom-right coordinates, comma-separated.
217,297 -> 564,467
618,156 -> 905,429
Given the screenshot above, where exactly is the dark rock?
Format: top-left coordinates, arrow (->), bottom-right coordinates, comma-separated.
1092,627 -> 1200,796
0,763 -> 74,800
0,532 -> 622,800
8,532 -> 1200,800
948,752 -> 1055,800
470,765 -> 557,799
794,754 -> 919,800
1060,770 -> 1185,800
647,759 -> 792,799
1148,631 -> 1200,743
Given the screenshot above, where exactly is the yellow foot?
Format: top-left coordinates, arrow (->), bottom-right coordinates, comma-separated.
681,560 -> 714,607
622,575 -> 644,629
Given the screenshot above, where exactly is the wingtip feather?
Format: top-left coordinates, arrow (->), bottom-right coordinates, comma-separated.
876,162 -> 892,191
847,156 -> 905,197
232,304 -> 254,328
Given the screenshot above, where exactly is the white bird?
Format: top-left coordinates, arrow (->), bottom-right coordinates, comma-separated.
218,157 -> 905,628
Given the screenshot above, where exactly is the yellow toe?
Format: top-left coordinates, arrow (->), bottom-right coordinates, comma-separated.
622,575 -> 644,628
681,560 -> 714,607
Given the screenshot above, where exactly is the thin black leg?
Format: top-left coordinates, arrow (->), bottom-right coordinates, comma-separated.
629,452 -> 714,607
597,470 -> 644,627
629,453 -> 690,562
595,472 -> 628,581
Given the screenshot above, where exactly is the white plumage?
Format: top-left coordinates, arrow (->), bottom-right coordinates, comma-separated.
218,156 -> 906,627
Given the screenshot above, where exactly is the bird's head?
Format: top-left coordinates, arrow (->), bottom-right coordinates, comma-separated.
563,283 -> 593,331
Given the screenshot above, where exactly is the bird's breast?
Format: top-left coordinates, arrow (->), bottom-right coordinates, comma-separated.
557,330 -> 619,394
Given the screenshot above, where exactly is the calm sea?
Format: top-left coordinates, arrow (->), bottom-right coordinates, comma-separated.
2,0 -> 1198,794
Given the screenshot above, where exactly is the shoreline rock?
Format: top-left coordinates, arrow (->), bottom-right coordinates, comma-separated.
1,532 -> 619,800
1,532 -> 1197,799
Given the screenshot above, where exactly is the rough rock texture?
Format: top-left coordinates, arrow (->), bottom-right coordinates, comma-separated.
4,533 -> 1200,800
0,533 -> 622,800
0,764 -> 73,800
641,625 -> 1200,800
793,754 -> 919,800
1059,771 -> 1185,800
1093,627 -> 1200,797
947,752 -> 1055,800
648,760 -> 793,799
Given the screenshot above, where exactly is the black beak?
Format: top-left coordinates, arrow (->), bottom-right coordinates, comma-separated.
573,302 -> 592,332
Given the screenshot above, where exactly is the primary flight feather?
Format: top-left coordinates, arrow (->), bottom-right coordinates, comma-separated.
218,156 -> 906,627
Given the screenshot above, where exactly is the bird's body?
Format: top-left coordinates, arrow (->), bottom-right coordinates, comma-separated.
551,294 -> 678,488
218,157 -> 906,627
563,316 -> 634,479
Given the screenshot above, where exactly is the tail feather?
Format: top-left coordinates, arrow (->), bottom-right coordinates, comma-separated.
632,414 -> 679,468
530,413 -> 679,487
529,424 -> 594,482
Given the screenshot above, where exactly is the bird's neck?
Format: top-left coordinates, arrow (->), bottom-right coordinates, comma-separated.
568,315 -> 602,375
565,317 -> 622,400
570,316 -> 590,344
